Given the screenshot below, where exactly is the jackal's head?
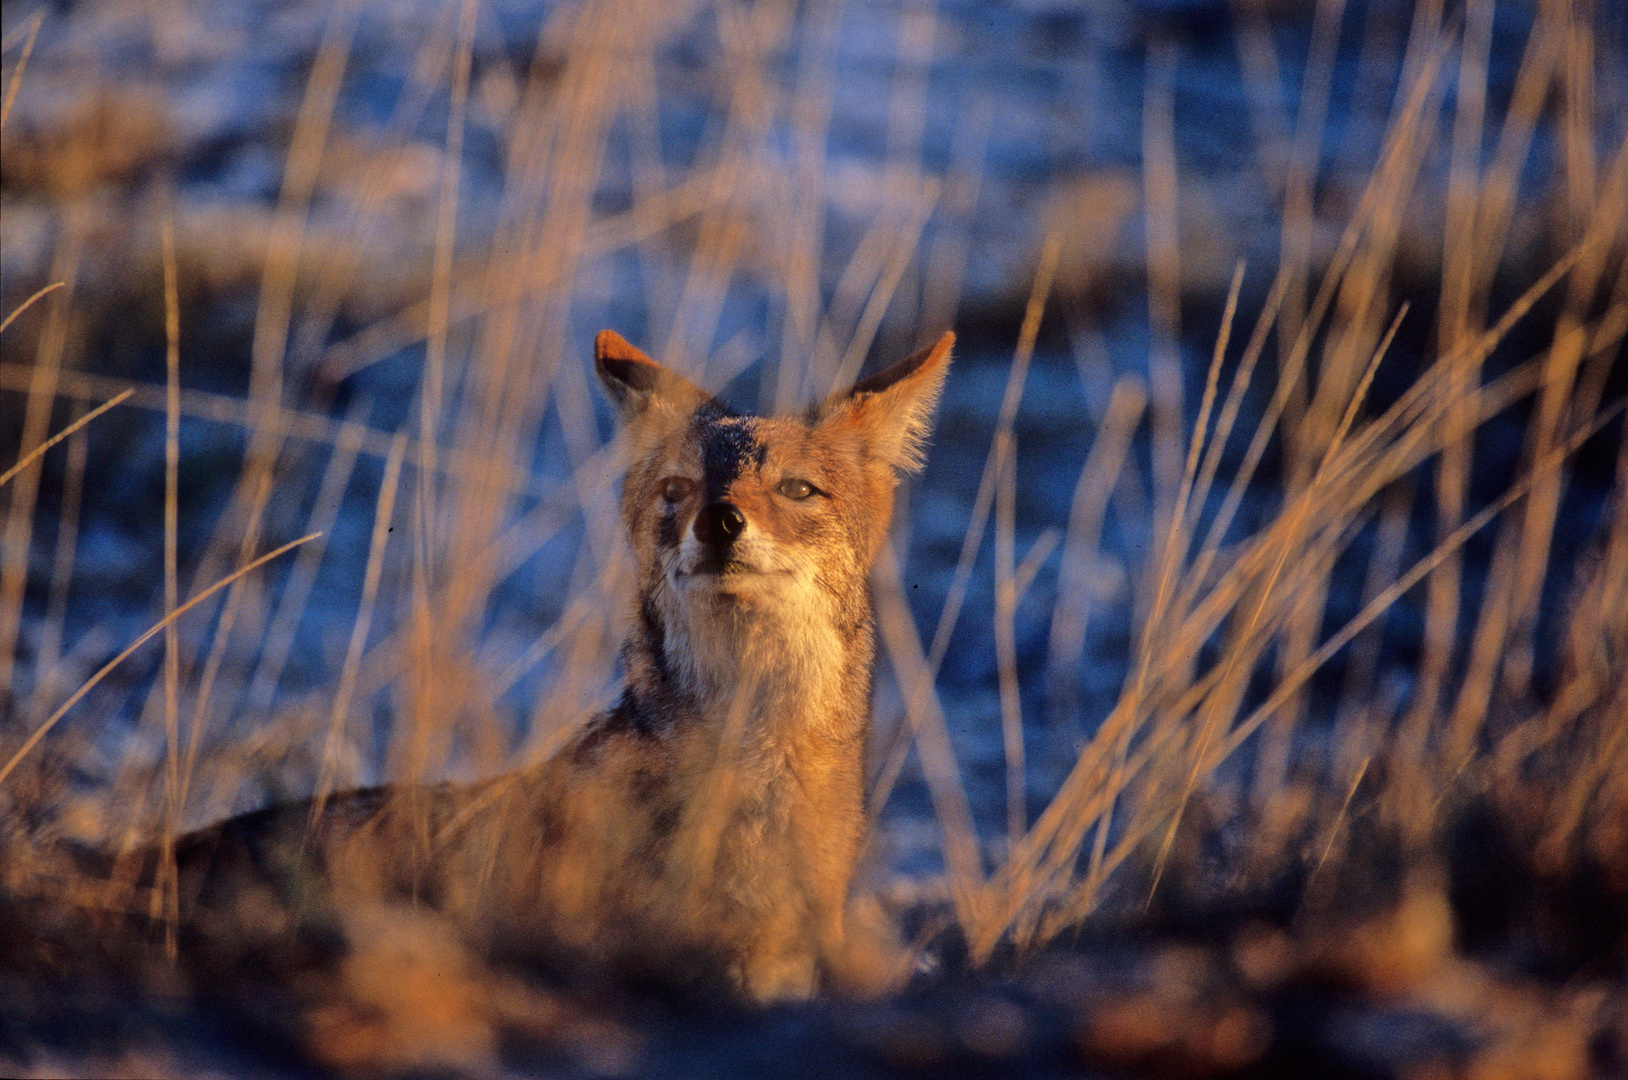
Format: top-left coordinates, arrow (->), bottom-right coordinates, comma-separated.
594,330 -> 952,704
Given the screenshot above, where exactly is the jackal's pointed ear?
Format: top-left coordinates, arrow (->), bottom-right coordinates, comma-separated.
594,330 -> 710,422
819,331 -> 953,473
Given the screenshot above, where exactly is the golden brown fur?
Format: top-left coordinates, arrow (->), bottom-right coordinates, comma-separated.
159,329 -> 953,1003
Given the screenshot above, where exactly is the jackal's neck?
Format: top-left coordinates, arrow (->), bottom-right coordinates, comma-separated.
620,581 -> 876,753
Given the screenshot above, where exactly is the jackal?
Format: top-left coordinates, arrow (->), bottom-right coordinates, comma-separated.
157,329 -> 953,1003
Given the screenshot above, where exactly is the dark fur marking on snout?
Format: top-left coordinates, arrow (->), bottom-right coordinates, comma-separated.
699,418 -> 766,502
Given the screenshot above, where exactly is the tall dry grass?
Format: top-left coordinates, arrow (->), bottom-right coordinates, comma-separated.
2,0 -> 1624,1008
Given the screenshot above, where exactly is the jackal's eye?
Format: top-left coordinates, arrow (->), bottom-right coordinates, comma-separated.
662,477 -> 694,503
776,477 -> 816,500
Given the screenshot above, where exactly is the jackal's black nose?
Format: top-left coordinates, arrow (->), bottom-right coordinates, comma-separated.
694,502 -> 746,547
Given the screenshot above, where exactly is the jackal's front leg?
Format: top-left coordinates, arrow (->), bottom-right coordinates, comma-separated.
733,901 -> 821,1002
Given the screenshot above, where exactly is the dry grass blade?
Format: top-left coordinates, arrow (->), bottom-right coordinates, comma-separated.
1141,42 -> 1186,565
26,400 -> 90,714
0,280 -> 64,338
828,178 -> 941,395
873,542 -> 984,933
313,433 -> 407,816
994,434 -> 1063,851
1137,266 -> 1248,903
1045,376 -> 1146,722
1311,755 -> 1371,881
157,217 -> 183,954
416,0 -> 482,575
0,7 -> 42,134
237,395 -> 370,720
0,387 -> 132,489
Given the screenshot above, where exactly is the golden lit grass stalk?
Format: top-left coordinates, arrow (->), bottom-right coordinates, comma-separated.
1523,423 -> 1628,862
27,397 -> 89,714
1272,0 -> 1349,407
92,9 -> 366,836
907,234 -> 1061,925
0,360 -> 582,769
285,466 -> 592,771
993,432 -> 1061,851
871,545 -> 984,924
398,0 -> 480,791
158,217 -> 183,954
0,8 -> 43,134
284,6 -> 475,377
417,0 -> 481,564
965,36 -> 1464,940
1044,376 -> 1146,725
1400,5 -> 1499,779
1163,166 -> 1585,710
1044,376 -> 1146,911
1147,28 -> 1449,742
313,432 -> 407,817
1155,294 -> 1575,708
1328,483 -> 1412,773
1130,269 -> 1249,845
825,178 -> 942,396
0,219 -> 83,709
1140,42 -> 1187,581
177,465 -> 276,807
1449,188 -> 1628,767
247,0 -> 357,415
1486,143 -> 1627,698
768,0 -> 843,412
1254,59 -> 1448,799
1408,7 -> 1622,795
313,169 -> 730,385
1142,270 -> 1278,902
1215,398 -> 1624,775
1252,301 -> 1408,799
237,394 -> 370,722
419,6 -> 628,773
0,385 -> 129,490
0,280 -> 64,339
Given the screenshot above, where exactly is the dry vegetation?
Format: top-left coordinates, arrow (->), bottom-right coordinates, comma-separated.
2,1 -> 1625,1077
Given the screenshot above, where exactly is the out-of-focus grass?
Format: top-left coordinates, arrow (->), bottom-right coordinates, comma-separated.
2,0 -> 1625,1074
